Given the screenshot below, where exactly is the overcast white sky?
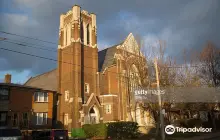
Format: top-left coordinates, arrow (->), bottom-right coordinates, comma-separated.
0,0 -> 219,83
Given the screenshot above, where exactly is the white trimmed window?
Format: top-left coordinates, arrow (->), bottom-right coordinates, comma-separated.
85,83 -> 90,93
105,104 -> 112,114
64,113 -> 69,126
0,88 -> 9,100
36,112 -> 47,125
34,92 -> 48,102
65,90 -> 69,102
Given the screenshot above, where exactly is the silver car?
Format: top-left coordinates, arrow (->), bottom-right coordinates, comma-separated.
0,128 -> 23,140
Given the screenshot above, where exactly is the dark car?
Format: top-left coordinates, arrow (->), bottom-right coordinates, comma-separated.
32,129 -> 69,140
0,128 -> 23,140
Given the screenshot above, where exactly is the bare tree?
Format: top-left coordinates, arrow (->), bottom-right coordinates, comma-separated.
198,41 -> 220,87
195,41 -> 220,130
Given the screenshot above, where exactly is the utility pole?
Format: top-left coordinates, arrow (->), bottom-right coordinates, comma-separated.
154,58 -> 165,140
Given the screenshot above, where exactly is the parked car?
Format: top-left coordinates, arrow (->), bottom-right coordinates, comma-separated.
0,127 -> 23,140
32,129 -> 69,140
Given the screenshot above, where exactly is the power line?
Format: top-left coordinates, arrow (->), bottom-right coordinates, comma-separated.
3,40 -> 58,53
1,39 -> 100,59
0,47 -> 122,75
0,45 -> 205,77
0,31 -> 207,69
4,38 -> 57,49
0,31 -> 57,44
0,47 -> 210,88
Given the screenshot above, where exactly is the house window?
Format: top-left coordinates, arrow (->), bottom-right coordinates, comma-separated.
105,104 -> 112,114
0,88 -> 9,100
65,90 -> 69,102
34,92 -> 48,102
85,83 -> 90,94
64,113 -> 68,126
11,113 -> 18,127
0,112 -> 7,126
22,113 -> 29,127
36,112 -> 47,125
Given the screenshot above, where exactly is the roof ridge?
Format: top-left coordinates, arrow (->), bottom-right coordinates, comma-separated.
98,42 -> 124,52
24,77 -> 33,85
31,68 -> 56,79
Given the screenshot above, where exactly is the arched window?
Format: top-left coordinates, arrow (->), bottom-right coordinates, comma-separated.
87,24 -> 90,45
80,21 -> 84,43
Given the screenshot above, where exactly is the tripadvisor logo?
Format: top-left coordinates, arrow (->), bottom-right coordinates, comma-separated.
165,125 -> 212,135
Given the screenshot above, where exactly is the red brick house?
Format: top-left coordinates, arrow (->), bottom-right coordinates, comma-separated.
0,74 -> 59,129
24,5 -> 153,130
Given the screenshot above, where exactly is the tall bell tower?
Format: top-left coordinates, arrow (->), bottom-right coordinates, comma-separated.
57,5 -> 98,129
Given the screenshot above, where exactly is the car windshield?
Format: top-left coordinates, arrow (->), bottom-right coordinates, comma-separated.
0,129 -> 22,137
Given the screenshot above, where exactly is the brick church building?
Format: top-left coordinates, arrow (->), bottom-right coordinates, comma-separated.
25,5 -> 154,130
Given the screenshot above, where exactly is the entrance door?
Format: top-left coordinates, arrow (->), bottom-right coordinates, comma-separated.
88,106 -> 100,124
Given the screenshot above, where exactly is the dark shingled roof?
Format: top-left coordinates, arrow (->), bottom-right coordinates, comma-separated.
24,69 -> 57,91
98,43 -> 123,72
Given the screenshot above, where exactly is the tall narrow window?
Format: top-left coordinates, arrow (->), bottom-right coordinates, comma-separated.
80,21 -> 84,43
85,83 -> 90,94
64,113 -> 68,126
65,90 -> 69,102
12,113 -> 18,126
105,104 -> 112,114
66,24 -> 71,45
65,27 -> 67,46
87,24 -> 90,45
22,113 -> 28,127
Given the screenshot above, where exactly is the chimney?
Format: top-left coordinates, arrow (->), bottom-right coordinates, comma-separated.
4,74 -> 11,83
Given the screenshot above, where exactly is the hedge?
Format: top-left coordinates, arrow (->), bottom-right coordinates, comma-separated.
71,128 -> 86,138
82,122 -> 140,139
106,121 -> 140,139
82,123 -> 107,139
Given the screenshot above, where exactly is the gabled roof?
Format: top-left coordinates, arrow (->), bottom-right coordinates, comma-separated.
98,44 -> 121,72
24,69 -> 57,91
98,33 -> 141,72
